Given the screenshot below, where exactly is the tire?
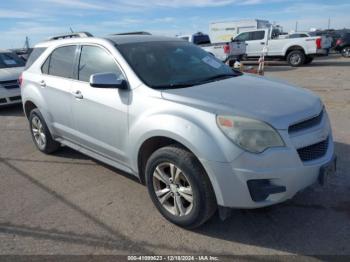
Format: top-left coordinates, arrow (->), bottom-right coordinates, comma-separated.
145,145 -> 217,228
29,109 -> 60,154
304,56 -> 314,64
341,46 -> 350,57
287,50 -> 305,67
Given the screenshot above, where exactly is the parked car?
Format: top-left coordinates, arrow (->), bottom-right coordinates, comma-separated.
21,33 -> 336,228
309,29 -> 350,48
0,50 -> 25,106
232,28 -> 331,66
178,32 -> 246,63
334,32 -> 350,57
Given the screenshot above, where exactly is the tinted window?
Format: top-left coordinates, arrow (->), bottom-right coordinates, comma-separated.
117,41 -> 240,89
0,52 -> 25,69
78,46 -> 123,82
250,31 -> 265,40
25,47 -> 47,69
48,46 -> 76,78
192,35 -> 211,45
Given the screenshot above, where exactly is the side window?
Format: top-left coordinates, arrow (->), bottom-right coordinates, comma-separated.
251,31 -> 265,40
78,45 -> 123,82
235,32 -> 250,41
47,46 -> 77,78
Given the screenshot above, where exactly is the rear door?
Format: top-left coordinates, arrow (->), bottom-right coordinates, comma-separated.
70,44 -> 129,163
40,45 -> 78,139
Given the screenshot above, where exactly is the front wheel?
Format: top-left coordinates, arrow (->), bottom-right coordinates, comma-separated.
145,145 -> 217,228
286,50 -> 305,67
341,46 -> 350,57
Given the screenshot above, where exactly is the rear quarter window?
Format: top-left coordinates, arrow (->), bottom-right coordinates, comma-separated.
25,47 -> 47,69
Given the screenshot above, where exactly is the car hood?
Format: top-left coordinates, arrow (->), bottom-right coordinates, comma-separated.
0,67 -> 24,82
161,74 -> 322,130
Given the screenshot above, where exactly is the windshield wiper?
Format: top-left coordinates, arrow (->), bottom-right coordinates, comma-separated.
152,83 -> 195,89
197,73 -> 238,83
152,72 -> 241,90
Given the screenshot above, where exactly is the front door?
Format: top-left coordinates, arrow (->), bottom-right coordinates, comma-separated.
70,45 -> 129,164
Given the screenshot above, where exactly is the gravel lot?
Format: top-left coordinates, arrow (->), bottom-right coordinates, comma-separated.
0,55 -> 349,257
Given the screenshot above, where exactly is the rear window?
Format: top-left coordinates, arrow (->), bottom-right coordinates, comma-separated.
192,35 -> 211,45
0,52 -> 25,69
25,47 -> 47,69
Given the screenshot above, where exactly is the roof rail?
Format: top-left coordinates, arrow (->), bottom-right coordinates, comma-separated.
48,32 -> 93,41
111,31 -> 152,36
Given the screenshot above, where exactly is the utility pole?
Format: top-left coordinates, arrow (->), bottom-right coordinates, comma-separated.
328,17 -> 331,30
295,21 -> 298,32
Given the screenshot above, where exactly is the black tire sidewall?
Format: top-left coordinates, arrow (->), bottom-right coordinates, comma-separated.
145,147 -> 211,228
287,50 -> 305,67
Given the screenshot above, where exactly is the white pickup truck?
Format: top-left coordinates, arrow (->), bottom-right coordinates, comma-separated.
178,33 -> 246,63
232,28 -> 331,66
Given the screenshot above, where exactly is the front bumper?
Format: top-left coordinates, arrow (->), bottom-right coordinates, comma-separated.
0,87 -> 21,106
201,111 -> 334,208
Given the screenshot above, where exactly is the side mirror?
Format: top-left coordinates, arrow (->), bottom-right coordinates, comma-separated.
90,73 -> 128,89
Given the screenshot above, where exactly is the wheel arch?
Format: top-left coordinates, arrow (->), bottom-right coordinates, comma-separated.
136,134 -> 225,206
284,45 -> 305,57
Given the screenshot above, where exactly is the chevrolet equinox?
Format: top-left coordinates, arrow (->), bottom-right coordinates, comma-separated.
21,33 -> 336,228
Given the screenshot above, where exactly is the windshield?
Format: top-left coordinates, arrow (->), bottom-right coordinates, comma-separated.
0,52 -> 25,69
117,41 -> 240,89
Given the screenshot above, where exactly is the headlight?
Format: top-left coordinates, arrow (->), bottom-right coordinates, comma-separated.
216,115 -> 285,153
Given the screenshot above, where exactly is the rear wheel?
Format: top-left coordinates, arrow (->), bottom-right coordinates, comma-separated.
145,145 -> 217,228
287,50 -> 305,67
341,46 -> 350,57
29,109 -> 60,154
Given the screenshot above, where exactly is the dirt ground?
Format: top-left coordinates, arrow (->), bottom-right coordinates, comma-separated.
0,55 -> 349,258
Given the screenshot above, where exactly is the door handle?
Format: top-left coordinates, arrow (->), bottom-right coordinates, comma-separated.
72,90 -> 83,99
39,80 -> 46,87
260,42 -> 265,45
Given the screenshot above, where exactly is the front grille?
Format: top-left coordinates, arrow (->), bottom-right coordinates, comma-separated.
289,110 -> 323,134
0,98 -> 6,104
0,80 -> 19,89
297,138 -> 329,162
9,96 -> 21,101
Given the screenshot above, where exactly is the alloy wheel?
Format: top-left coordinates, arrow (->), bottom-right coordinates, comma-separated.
290,53 -> 301,65
31,116 -> 46,150
152,162 -> 193,216
342,47 -> 350,57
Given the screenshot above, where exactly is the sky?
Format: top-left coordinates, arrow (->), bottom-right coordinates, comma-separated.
0,0 -> 349,49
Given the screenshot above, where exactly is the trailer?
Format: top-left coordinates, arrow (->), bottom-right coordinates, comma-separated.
209,19 -> 271,44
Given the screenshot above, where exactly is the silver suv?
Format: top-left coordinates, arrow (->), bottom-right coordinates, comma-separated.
21,33 -> 336,228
